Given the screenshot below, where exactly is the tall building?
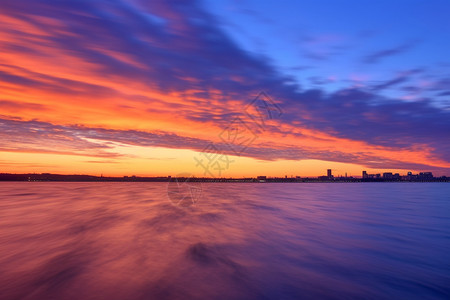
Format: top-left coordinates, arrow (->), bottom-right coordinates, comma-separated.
383,172 -> 393,179
362,171 -> 368,179
327,169 -> 332,178
419,172 -> 433,179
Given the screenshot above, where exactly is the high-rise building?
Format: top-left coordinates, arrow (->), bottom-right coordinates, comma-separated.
383,172 -> 393,179
327,169 -> 332,178
419,172 -> 433,179
362,171 -> 368,178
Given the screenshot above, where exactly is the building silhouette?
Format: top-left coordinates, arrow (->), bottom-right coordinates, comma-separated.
383,172 -> 393,179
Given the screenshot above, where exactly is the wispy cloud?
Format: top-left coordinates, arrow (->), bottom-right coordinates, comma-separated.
362,41 -> 419,64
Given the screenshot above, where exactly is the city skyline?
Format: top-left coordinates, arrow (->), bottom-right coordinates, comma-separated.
1,0 -> 450,177
0,168 -> 447,181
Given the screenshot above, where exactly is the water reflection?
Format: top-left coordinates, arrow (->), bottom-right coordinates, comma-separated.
0,182 -> 449,299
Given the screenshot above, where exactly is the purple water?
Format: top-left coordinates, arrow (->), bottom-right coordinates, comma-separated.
0,182 -> 449,299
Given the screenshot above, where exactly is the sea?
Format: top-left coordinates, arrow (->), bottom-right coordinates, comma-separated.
0,182 -> 449,299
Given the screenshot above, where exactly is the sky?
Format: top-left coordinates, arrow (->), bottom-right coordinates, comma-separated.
0,0 -> 449,177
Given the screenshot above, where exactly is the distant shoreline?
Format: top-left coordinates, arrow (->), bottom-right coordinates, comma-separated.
0,173 -> 448,183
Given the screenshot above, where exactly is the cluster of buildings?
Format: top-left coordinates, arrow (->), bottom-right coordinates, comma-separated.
0,169 -> 447,182
315,169 -> 441,182
253,169 -> 446,182
362,171 -> 434,181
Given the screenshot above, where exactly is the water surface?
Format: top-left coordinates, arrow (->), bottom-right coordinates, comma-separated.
0,182 -> 449,299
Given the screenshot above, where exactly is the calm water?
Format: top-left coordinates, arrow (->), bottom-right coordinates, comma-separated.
0,182 -> 449,299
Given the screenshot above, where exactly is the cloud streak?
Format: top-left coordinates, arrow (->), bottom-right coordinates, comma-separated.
0,0 -> 449,174
362,41 -> 419,64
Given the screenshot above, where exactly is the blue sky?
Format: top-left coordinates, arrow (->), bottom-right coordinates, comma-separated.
206,0 -> 450,106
